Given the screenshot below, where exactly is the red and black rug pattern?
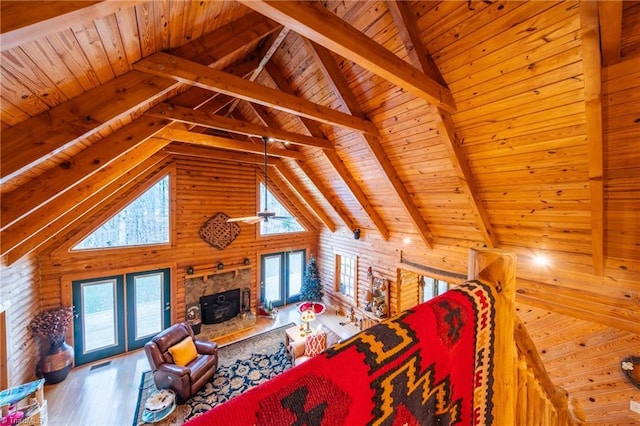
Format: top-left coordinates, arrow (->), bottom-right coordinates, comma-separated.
187,280 -> 496,426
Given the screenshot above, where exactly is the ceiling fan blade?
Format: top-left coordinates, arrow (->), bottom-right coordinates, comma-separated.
227,216 -> 260,223
244,217 -> 264,224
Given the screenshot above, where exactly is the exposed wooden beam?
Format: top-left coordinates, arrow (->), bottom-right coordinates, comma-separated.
1,116 -> 169,230
147,103 -> 333,150
271,159 -> 337,232
170,11 -> 281,65
243,101 -> 351,231
134,52 -> 378,135
0,1 -> 141,51
165,143 -> 267,164
155,126 -> 304,160
516,279 -> 640,334
598,1 -> 623,66
1,12 -> 278,183
1,137 -> 171,256
0,72 -> 174,183
240,0 -> 456,113
263,65 -> 390,239
304,41 -> 431,247
226,27 -> 292,116
5,153 -> 169,265
387,0 -> 496,248
579,0 -> 605,276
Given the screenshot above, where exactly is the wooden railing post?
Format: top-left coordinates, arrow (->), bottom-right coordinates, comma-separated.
468,248 -> 517,426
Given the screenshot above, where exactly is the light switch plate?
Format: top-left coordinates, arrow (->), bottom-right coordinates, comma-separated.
631,400 -> 640,414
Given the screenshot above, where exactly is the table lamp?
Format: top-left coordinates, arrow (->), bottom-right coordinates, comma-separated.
300,309 -> 316,335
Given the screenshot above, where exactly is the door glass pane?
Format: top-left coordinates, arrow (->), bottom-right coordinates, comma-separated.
264,255 -> 282,303
288,251 -> 304,297
82,280 -> 117,352
134,273 -> 163,340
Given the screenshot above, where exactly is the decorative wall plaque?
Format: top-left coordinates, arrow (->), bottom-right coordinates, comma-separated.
199,212 -> 241,250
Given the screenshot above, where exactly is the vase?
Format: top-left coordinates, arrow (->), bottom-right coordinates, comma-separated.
40,338 -> 74,384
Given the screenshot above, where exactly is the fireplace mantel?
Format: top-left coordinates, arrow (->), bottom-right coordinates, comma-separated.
186,264 -> 251,281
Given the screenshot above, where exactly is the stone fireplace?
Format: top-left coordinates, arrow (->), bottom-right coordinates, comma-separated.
185,268 -> 255,340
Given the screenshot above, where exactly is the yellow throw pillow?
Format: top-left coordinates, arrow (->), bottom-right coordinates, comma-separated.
168,337 -> 198,366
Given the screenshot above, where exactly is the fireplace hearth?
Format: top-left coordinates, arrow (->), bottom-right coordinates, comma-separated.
200,288 -> 240,324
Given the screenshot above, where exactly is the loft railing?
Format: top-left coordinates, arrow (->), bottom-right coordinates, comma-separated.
468,248 -> 585,425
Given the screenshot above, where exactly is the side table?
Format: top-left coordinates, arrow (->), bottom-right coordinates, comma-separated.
284,325 -> 307,357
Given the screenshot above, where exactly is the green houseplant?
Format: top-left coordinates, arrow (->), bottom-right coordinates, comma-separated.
28,306 -> 75,384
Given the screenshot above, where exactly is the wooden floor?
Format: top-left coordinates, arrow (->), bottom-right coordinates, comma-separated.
45,304 -> 359,426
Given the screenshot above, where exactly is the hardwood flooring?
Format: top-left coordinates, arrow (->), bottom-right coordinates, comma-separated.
44,304 -> 359,426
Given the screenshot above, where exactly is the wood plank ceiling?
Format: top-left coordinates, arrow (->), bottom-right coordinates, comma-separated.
1,1 -> 639,424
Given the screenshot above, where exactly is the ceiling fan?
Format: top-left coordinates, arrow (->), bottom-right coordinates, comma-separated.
227,136 -> 293,224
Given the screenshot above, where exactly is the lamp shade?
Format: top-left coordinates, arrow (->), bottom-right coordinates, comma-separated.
300,309 -> 316,323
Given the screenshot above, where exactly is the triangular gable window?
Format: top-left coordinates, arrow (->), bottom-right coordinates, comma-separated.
259,182 -> 304,235
73,176 -> 170,250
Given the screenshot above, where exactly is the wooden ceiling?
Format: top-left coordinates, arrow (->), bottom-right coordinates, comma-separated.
1,1 -> 639,423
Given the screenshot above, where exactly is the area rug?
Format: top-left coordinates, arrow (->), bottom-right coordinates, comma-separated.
133,323 -> 295,426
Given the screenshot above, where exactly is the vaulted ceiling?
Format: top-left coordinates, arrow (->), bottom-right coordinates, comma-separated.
1,1 -> 639,422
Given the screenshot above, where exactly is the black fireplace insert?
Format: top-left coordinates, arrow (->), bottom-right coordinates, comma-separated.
200,289 -> 241,324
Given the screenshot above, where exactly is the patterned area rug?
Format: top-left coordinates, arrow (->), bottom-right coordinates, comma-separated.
133,323 -> 294,426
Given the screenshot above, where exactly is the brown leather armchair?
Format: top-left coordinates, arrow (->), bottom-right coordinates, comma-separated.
144,322 -> 218,402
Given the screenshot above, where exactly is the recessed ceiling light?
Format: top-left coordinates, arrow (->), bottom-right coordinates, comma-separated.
403,237 -> 411,244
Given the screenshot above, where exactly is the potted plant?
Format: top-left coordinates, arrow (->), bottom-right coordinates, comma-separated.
27,306 -> 75,384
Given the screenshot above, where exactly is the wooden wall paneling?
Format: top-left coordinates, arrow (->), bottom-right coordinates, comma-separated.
0,254 -> 40,386
388,0 -> 495,247
436,2 -> 559,73
518,305 -> 640,424
0,1 -> 139,51
94,13 -> 130,77
621,1 -> 640,59
443,3 -> 578,89
17,38 -> 85,101
603,57 -> 640,267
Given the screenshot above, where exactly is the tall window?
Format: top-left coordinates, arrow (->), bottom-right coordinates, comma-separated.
259,182 -> 304,235
336,254 -> 357,299
73,176 -> 170,250
420,276 -> 450,303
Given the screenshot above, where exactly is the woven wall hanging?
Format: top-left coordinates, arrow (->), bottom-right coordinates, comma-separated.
199,212 -> 241,250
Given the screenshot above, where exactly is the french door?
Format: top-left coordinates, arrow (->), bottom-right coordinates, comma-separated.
261,250 -> 306,307
72,268 -> 171,365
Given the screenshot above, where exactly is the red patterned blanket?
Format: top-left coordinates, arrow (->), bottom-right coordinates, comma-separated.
187,280 -> 496,425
